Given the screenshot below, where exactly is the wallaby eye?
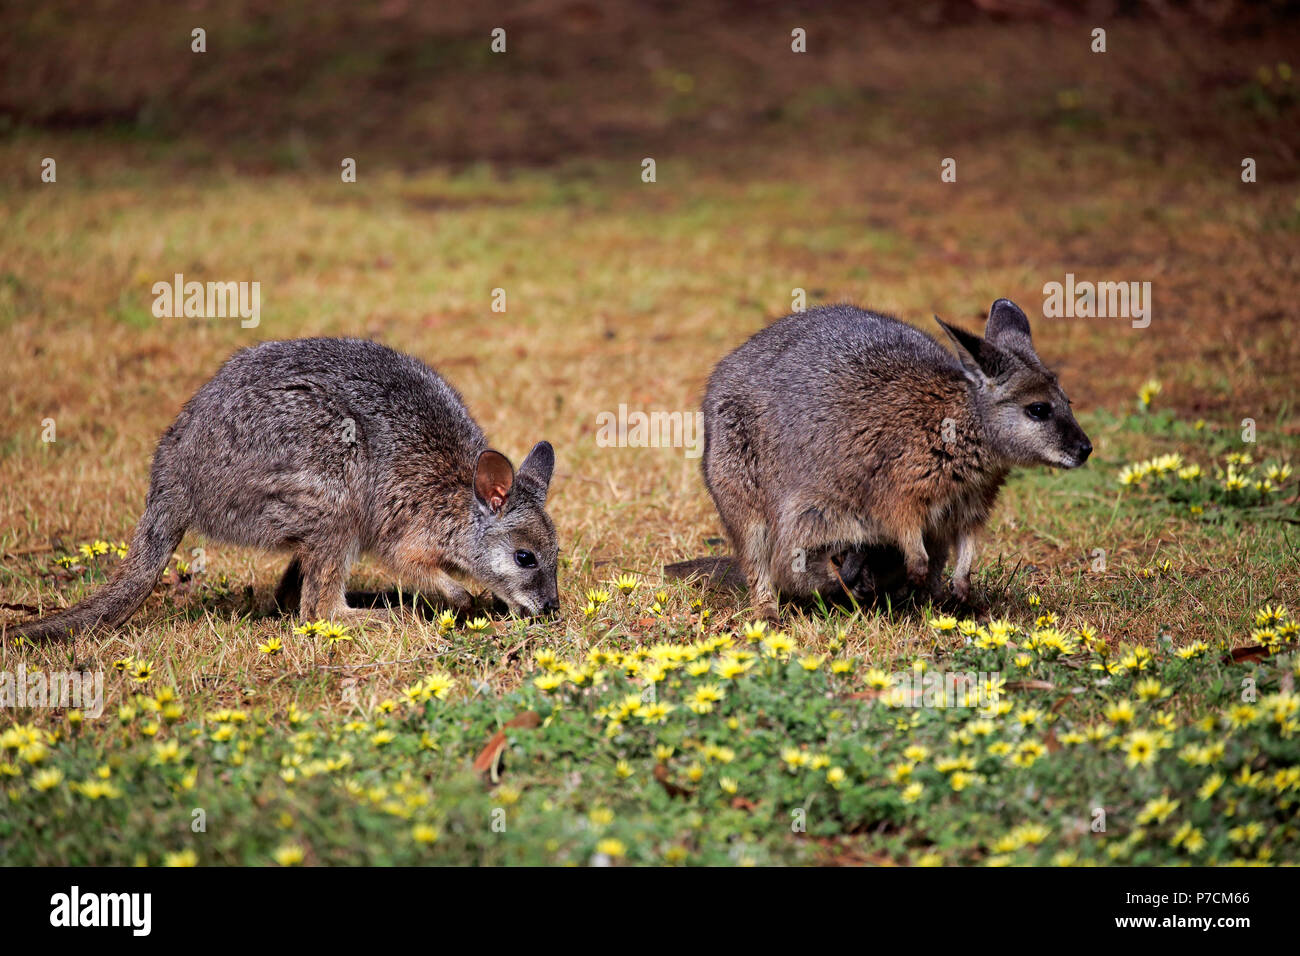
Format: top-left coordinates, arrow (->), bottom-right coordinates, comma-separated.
514,549 -> 537,569
1025,402 -> 1052,421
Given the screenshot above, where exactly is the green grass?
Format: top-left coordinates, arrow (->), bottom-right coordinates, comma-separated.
3,602 -> 1297,865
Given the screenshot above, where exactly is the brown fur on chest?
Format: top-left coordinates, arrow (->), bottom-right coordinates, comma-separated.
875,406 -> 1007,530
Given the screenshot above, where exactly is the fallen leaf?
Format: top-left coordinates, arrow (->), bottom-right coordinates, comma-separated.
1224,645 -> 1271,664
473,711 -> 541,781
653,763 -> 693,799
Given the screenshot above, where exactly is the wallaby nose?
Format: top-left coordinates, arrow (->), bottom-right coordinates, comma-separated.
540,599 -> 560,618
1076,440 -> 1093,463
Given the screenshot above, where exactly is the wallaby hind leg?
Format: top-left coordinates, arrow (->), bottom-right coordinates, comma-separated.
274,556 -> 303,613
424,569 -> 473,611
737,521 -> 779,620
951,531 -> 977,604
889,522 -> 929,588
297,547 -> 389,625
924,533 -> 952,601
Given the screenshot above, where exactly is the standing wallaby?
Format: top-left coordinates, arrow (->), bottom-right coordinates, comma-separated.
11,338 -> 560,642
700,299 -> 1091,618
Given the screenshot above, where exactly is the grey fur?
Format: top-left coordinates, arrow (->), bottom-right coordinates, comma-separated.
12,338 -> 559,642
700,299 -> 1090,617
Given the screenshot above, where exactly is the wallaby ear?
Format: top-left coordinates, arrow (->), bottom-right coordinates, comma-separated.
935,315 -> 1011,383
985,298 -> 1034,351
474,449 -> 515,515
517,440 -> 555,499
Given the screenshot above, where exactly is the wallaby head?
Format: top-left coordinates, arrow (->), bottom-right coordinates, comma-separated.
937,298 -> 1092,470
470,440 -> 560,618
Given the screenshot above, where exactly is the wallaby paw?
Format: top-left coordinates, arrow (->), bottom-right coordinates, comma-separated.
751,593 -> 780,622
438,586 -> 474,612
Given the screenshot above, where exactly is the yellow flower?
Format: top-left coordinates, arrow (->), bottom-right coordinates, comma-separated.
422,672 -> 456,700
595,838 -> 626,858
761,632 -> 796,659
152,739 -> 183,765
1124,729 -> 1165,768
74,779 -> 122,800
948,771 -> 974,791
713,655 -> 754,680
612,573 -> 639,595
636,702 -> 673,725
1225,704 -> 1259,729
273,843 -> 305,866
534,672 -> 565,692
163,849 -> 198,867
1227,822 -> 1264,844
863,668 -> 893,690
1137,794 -> 1179,825
1197,773 -> 1225,801
1105,700 -> 1136,725
1170,823 -> 1205,854
30,768 -> 63,792
1135,678 -> 1167,702
781,748 -> 810,770
464,616 -> 491,633
687,684 -> 725,714
258,637 -> 283,655
411,824 -> 440,844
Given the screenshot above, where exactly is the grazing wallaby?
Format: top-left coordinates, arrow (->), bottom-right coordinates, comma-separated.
11,338 -> 560,642
700,299 -> 1091,618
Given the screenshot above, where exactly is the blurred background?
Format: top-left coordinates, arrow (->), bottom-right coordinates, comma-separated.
4,1 -> 1299,171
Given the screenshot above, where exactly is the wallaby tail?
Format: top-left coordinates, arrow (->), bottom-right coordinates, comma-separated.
9,503 -> 185,643
664,555 -> 747,593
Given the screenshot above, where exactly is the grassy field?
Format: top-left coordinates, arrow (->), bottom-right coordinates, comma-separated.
1,7 -> 1298,865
